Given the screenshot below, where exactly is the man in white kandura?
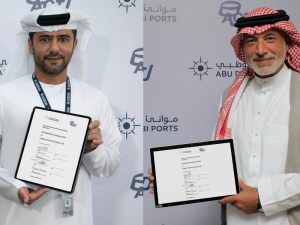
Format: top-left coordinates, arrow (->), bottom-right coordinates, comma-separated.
215,7 -> 300,225
0,6 -> 121,225
148,6 -> 300,225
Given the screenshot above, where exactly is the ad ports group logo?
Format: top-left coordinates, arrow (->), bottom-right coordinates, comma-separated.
130,173 -> 150,198
27,0 -> 136,13
130,48 -> 153,81
118,112 -> 141,140
0,60 -> 7,76
26,0 -> 72,11
118,0 -> 136,13
144,2 -> 177,23
188,57 -> 213,80
144,114 -> 179,133
219,1 -> 247,27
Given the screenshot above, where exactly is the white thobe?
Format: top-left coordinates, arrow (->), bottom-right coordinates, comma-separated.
0,75 -> 121,225
228,65 -> 296,225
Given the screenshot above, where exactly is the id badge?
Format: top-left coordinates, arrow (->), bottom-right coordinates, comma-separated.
62,194 -> 73,216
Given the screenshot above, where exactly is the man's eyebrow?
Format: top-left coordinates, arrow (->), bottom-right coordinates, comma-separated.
38,34 -> 52,38
243,34 -> 255,39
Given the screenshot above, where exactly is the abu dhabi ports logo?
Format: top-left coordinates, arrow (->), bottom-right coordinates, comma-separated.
118,0 -> 136,13
0,59 -> 7,76
118,113 -> 141,140
130,48 -> 153,81
219,1 -> 246,27
26,0 -> 71,11
188,57 -> 213,80
130,173 -> 150,198
188,56 -> 247,81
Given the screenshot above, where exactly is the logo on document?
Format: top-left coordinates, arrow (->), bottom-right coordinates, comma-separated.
118,0 -> 136,13
130,173 -> 150,198
188,57 -> 213,81
218,1 -> 246,27
199,147 -> 205,152
70,121 -> 77,127
130,48 -> 154,81
26,0 -> 72,11
118,113 -> 141,140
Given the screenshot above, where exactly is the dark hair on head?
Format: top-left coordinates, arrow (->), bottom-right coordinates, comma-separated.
72,29 -> 77,39
29,29 -> 77,41
29,32 -> 34,41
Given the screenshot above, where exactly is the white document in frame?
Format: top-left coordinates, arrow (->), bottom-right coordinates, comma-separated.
151,139 -> 239,207
15,107 -> 91,193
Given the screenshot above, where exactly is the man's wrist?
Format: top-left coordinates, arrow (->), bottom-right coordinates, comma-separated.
257,195 -> 264,213
257,197 -> 262,210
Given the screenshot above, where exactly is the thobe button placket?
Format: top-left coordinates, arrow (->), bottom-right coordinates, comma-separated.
248,87 -> 268,178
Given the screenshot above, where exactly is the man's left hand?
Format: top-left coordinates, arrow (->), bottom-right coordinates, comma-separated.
219,180 -> 259,215
85,120 -> 103,153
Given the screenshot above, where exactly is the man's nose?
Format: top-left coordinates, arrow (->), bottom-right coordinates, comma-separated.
255,39 -> 267,56
49,38 -> 59,52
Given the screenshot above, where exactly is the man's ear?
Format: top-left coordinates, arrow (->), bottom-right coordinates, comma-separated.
28,38 -> 33,54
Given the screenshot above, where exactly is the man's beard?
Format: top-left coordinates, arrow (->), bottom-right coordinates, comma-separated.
249,54 -> 286,76
33,52 -> 72,76
247,44 -> 287,77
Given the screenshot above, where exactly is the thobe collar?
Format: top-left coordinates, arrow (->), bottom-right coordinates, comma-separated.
252,64 -> 291,92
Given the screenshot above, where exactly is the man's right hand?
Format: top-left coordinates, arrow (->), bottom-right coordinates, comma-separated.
18,186 -> 50,205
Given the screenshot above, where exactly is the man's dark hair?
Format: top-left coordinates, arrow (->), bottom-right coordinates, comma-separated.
29,29 -> 77,41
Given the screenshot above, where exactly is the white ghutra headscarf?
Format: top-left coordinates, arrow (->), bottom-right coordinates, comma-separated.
3,5 -> 91,82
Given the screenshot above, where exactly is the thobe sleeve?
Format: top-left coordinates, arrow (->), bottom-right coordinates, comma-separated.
81,96 -> 121,177
0,101 -> 28,203
257,173 -> 300,216
0,165 -> 28,202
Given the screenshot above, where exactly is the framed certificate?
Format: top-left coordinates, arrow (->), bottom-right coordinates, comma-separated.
150,139 -> 239,208
15,107 -> 91,193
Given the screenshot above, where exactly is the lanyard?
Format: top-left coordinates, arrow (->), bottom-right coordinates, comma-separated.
32,73 -> 74,216
32,73 -> 71,113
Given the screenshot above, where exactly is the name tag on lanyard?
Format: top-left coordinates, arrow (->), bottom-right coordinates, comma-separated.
62,193 -> 74,216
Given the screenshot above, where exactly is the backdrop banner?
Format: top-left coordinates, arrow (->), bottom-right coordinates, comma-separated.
0,1 -> 142,225
144,0 -> 300,225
